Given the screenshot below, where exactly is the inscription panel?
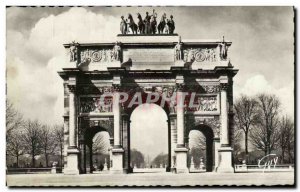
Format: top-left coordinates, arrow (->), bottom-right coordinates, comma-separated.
123,48 -> 174,65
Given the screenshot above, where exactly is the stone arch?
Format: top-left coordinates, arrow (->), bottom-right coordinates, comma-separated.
127,102 -> 171,173
123,89 -> 171,116
194,117 -> 220,138
84,125 -> 111,173
189,124 -> 214,172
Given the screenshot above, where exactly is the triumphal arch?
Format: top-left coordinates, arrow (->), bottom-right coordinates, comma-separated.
59,27 -> 238,174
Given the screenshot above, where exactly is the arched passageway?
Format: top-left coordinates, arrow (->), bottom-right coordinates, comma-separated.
188,125 -> 214,172
83,126 -> 110,173
128,103 -> 170,173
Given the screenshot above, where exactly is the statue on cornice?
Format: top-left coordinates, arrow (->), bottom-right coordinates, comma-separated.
174,36 -> 183,60
219,36 -> 228,60
167,15 -> 175,34
120,16 -> 127,34
70,41 -> 79,62
112,41 -> 121,61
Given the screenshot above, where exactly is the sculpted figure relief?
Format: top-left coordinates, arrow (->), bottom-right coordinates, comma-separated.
120,11 -> 175,35
183,48 -> 217,62
167,15 -> 175,34
70,41 -> 79,62
80,97 -> 113,113
112,41 -> 121,61
174,37 -> 183,60
197,96 -> 218,112
120,16 -> 127,35
150,11 -> 158,34
158,13 -> 167,34
219,36 -> 228,60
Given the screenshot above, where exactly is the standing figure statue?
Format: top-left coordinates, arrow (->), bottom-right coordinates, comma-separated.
187,48 -> 195,62
158,13 -> 167,34
150,10 -> 157,34
127,14 -> 138,34
137,13 -> 145,34
143,10 -> 156,34
69,41 -> 79,62
167,15 -> 175,34
143,11 -> 151,34
174,36 -> 183,60
112,41 -> 121,61
219,36 -> 228,60
120,16 -> 127,34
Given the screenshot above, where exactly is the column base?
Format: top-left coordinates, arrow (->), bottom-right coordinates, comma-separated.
111,147 -> 124,173
175,147 -> 189,174
64,147 -> 80,175
216,147 -> 234,173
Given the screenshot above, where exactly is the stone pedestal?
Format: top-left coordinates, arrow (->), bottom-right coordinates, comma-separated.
111,148 -> 124,174
175,148 -> 188,173
240,160 -> 247,172
103,158 -> 108,171
199,158 -> 205,170
64,148 -> 80,175
217,147 -> 234,173
175,60 -> 185,67
189,157 -> 196,171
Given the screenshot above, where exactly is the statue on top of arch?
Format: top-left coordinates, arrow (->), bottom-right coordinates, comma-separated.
120,10 -> 175,35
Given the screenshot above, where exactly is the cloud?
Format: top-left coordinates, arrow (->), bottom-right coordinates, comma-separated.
7,7 -> 119,125
6,7 -> 294,127
234,74 -> 294,117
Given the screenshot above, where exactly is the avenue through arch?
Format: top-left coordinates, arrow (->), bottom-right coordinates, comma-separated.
129,103 -> 169,173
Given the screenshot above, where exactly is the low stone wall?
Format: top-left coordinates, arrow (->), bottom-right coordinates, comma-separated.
7,167 -> 63,174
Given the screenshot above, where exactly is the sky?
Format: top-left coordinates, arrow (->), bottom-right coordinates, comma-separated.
130,104 -> 168,160
6,7 -> 294,157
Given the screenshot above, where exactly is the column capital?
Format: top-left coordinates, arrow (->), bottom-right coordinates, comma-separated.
176,83 -> 185,91
220,83 -> 229,91
68,84 -> 77,93
112,84 -> 121,92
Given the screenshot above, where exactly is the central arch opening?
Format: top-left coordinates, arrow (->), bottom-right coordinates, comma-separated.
129,103 -> 169,173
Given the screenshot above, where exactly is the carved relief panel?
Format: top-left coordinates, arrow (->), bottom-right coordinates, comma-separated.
80,48 -> 120,63
80,97 -> 113,113
183,48 -> 217,62
188,95 -> 218,112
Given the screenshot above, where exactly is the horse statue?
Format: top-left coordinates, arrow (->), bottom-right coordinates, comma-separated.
127,14 -> 138,34
120,16 -> 127,34
137,13 -> 145,34
157,13 -> 167,34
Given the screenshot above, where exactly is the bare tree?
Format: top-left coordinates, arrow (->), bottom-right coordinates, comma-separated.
53,125 -> 64,167
22,120 -> 43,167
278,116 -> 294,163
6,100 -> 23,139
189,130 -> 206,167
250,94 -> 280,155
40,125 -> 57,167
92,132 -> 110,154
191,131 -> 206,150
6,129 -> 24,167
234,95 -> 258,159
233,126 -> 242,162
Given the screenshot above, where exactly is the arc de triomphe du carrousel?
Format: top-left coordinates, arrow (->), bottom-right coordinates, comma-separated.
58,13 -> 238,175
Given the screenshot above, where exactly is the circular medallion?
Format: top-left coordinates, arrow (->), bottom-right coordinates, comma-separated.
195,51 -> 205,62
91,51 -> 102,62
